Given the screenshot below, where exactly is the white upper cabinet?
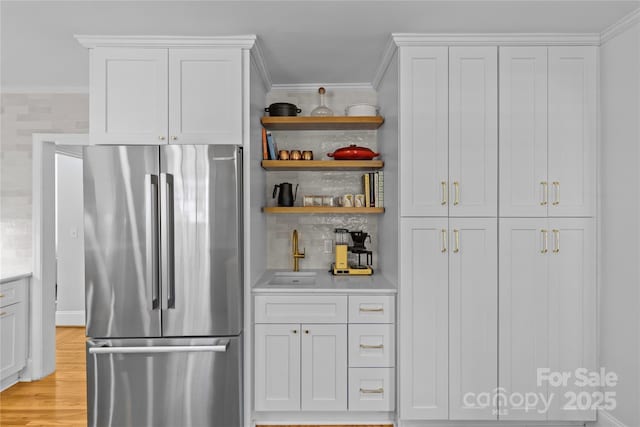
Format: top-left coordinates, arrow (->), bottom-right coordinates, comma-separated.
83,39 -> 249,146
548,47 -> 597,217
168,49 -> 242,145
499,47 -> 549,217
400,47 -> 449,217
500,46 -> 596,217
448,218 -> 498,420
400,218 -> 448,420
449,47 -> 498,217
90,48 -> 169,145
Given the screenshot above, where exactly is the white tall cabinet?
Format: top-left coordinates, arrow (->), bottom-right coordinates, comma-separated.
395,38 -> 596,424
78,36 -> 248,146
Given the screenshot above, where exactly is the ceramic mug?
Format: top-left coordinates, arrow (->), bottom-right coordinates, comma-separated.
302,150 -> 313,160
354,194 -> 365,207
343,194 -> 354,207
290,150 -> 302,160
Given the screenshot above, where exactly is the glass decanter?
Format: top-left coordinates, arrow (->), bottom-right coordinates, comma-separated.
311,87 -> 334,116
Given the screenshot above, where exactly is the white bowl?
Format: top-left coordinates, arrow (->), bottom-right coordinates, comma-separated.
345,103 -> 379,116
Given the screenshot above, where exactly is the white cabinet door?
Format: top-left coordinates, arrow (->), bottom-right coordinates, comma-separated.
399,46 -> 449,217
449,218 -> 498,420
254,324 -> 301,411
499,219 -> 549,420
449,47 -> 498,217
301,324 -> 347,411
168,48 -> 242,145
499,47 -> 549,217
400,218 -> 448,420
547,218 -> 596,421
548,47 -> 596,217
0,303 -> 25,380
90,47 -> 168,145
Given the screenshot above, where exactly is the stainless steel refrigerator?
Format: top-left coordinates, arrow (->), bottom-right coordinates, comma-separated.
83,145 -> 243,427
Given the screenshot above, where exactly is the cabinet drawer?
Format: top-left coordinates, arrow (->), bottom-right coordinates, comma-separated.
255,295 -> 347,324
348,324 -> 395,367
0,280 -> 25,308
348,368 -> 395,411
348,295 -> 395,323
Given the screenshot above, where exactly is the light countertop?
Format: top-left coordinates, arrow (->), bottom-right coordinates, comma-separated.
253,269 -> 396,294
0,272 -> 32,285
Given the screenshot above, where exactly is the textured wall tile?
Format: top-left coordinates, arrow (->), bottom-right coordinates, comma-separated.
0,93 -> 88,274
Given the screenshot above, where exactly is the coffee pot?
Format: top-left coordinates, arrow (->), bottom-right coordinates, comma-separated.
273,182 -> 298,207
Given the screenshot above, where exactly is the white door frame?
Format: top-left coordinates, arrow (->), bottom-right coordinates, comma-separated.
29,133 -> 89,381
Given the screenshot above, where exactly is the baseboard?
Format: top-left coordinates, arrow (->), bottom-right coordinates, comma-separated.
55,310 -> 85,326
1,372 -> 21,392
590,410 -> 628,427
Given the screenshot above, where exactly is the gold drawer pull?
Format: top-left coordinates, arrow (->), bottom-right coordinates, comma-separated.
552,229 -> 560,253
453,229 -> 460,253
359,307 -> 383,312
0,293 -> 4,298
552,181 -> 560,205
360,387 -> 384,394
441,229 -> 447,253
360,344 -> 384,349
0,312 -> 7,317
541,229 -> 548,254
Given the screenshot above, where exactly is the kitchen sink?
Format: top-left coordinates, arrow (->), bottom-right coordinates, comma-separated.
268,272 -> 316,286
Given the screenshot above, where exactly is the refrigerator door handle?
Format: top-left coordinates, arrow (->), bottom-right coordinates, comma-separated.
160,173 -> 175,310
145,174 -> 160,310
89,340 -> 230,355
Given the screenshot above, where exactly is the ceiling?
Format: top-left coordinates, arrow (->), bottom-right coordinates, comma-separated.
1,0 -> 638,89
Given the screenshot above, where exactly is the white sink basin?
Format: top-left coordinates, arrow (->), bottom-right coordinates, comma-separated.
268,272 -> 317,286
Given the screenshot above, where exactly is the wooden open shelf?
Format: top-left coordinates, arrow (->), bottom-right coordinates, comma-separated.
261,116 -> 384,131
261,160 -> 384,171
262,207 -> 385,214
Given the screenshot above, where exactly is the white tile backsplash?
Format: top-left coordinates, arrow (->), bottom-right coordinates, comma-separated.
0,93 -> 89,276
264,88 -> 380,270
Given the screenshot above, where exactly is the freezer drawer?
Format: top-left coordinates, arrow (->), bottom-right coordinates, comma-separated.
87,336 -> 242,427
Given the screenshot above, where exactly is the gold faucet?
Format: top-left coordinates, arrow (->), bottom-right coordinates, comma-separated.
292,229 -> 305,272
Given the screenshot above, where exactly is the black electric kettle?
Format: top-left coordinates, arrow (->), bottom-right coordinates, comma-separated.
273,183 -> 298,207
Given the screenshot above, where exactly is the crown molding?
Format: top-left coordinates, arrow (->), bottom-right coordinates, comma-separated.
600,7 -> 640,45
269,82 -> 374,92
249,37 -> 272,91
391,32 -> 601,46
75,35 -> 257,49
1,86 -> 89,94
372,36 -> 399,90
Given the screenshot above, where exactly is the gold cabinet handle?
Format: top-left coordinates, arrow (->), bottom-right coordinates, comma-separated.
360,344 -> 384,349
453,229 -> 460,253
441,181 -> 448,205
541,229 -> 548,254
0,311 -> 7,317
552,181 -> 560,205
540,181 -> 548,206
171,136 -> 178,141
158,136 -> 166,141
453,181 -> 460,205
360,387 -> 384,394
552,229 -> 560,253
0,293 -> 5,298
359,307 -> 383,312
441,229 -> 447,253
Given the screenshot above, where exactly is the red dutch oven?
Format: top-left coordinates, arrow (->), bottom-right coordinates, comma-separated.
327,145 -> 380,160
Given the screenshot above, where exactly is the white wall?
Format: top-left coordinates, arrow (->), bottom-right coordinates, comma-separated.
599,20 -> 640,427
54,153 -> 84,325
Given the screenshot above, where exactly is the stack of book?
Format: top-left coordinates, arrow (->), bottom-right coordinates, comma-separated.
362,172 -> 384,208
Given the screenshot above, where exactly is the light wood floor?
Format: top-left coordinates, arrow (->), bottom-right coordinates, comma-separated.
0,327 -> 391,427
0,327 -> 87,426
